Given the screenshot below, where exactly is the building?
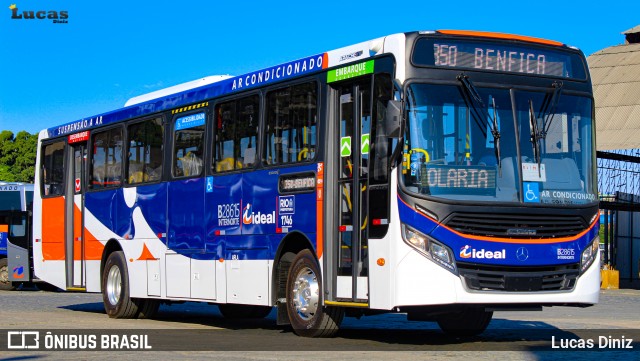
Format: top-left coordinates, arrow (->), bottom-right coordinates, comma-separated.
589,25 -> 640,288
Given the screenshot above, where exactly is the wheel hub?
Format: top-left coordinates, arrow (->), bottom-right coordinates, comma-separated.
292,266 -> 319,320
106,265 -> 122,305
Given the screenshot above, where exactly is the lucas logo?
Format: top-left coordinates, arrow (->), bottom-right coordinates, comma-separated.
242,203 -> 276,225
9,4 -> 69,23
459,245 -> 506,259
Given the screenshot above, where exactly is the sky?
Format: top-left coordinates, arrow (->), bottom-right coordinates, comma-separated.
1,1 -> 639,136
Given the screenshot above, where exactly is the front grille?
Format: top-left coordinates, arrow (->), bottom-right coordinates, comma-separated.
445,213 -> 586,239
458,263 -> 580,292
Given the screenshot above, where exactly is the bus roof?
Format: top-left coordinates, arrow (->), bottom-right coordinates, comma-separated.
435,30 -> 565,47
124,75 -> 234,107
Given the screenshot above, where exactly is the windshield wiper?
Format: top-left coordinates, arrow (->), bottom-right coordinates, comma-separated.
538,81 -> 564,139
529,100 -> 542,175
528,81 -> 563,177
457,73 -> 502,173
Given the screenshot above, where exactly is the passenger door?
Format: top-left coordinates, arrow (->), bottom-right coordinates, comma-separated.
65,141 -> 87,289
333,77 -> 373,302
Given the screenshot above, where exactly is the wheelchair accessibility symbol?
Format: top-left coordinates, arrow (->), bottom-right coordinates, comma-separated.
206,176 -> 214,193
523,182 -> 540,203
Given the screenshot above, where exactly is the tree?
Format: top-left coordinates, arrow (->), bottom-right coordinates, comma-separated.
0,130 -> 37,183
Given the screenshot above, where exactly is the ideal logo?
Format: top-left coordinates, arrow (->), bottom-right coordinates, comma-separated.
12,266 -> 25,279
9,4 -> 68,23
459,245 -> 506,259
242,203 -> 276,225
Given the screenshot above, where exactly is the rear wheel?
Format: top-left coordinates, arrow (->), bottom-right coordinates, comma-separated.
285,249 -> 343,337
102,251 -> 139,318
218,304 -> 272,319
437,307 -> 493,337
0,258 -> 15,291
137,299 -> 160,319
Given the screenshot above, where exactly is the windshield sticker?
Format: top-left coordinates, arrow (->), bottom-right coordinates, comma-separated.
523,182 -> 541,203
340,137 -> 352,157
522,163 -> 547,182
422,165 -> 496,196
540,190 -> 596,205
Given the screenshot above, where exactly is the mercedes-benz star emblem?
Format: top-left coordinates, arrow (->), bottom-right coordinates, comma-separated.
516,247 -> 529,262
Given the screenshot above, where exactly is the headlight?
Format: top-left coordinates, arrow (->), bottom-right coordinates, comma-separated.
580,236 -> 600,273
402,224 -> 456,273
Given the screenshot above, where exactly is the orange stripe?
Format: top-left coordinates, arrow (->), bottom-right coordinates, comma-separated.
436,30 -> 564,47
0,225 -> 8,232
398,196 -> 596,244
74,203 -> 104,261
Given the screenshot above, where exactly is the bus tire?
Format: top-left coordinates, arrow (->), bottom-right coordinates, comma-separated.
0,258 -> 15,291
285,249 -> 344,337
137,299 -> 160,319
437,307 -> 493,337
102,251 -> 139,318
218,304 -> 272,319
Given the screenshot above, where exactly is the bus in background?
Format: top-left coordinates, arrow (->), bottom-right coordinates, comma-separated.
32,30 -> 599,337
0,182 -> 33,290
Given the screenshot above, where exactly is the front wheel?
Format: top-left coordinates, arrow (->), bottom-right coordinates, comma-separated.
0,258 -> 15,291
437,307 -> 493,337
285,249 -> 343,337
102,251 -> 139,318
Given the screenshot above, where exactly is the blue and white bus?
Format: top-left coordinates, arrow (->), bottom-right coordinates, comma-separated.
33,30 -> 600,337
0,182 -> 34,290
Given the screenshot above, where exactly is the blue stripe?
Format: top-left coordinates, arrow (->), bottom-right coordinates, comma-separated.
398,198 -> 597,266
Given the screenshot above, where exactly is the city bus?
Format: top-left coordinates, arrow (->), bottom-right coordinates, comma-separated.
32,30 -> 600,337
0,182 -> 33,290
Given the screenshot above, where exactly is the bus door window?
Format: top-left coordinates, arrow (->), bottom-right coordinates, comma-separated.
73,146 -> 87,194
338,85 -> 354,275
358,84 -> 371,277
42,141 -> 65,196
368,74 -> 393,239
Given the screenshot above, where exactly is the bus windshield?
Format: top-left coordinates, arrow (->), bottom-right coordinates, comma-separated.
402,83 -> 596,206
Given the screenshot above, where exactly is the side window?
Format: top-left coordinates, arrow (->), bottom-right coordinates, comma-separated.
214,95 -> 259,172
173,112 -> 205,178
90,127 -> 124,189
264,82 -> 317,165
127,117 -> 164,184
42,141 -> 65,196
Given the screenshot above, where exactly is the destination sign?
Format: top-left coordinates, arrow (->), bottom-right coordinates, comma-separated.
279,172 -> 316,194
412,38 -> 586,79
68,130 -> 90,144
423,165 -> 496,196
